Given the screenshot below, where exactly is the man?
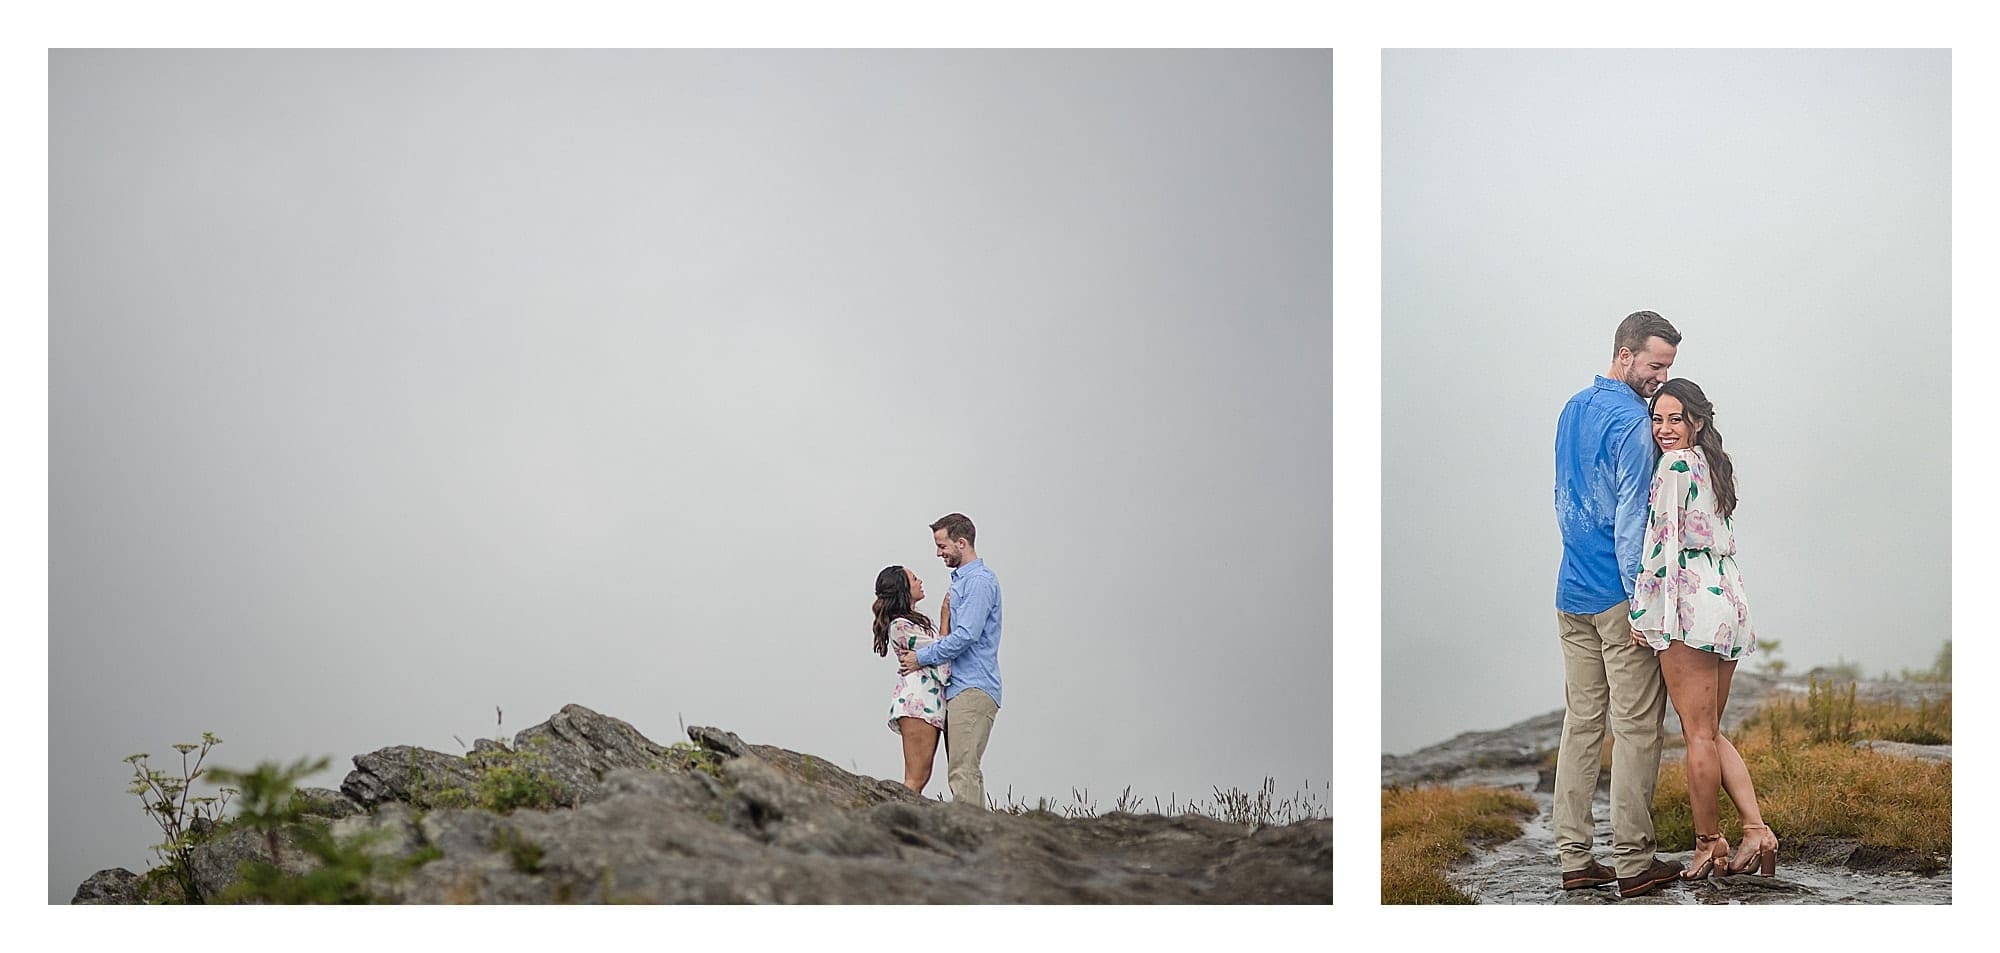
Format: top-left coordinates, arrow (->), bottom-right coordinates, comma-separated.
897,512 -> 1002,809
1551,310 -> 1684,898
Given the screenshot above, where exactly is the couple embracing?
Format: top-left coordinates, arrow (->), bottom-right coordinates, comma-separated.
868,513 -> 1003,808
1553,311 -> 1780,899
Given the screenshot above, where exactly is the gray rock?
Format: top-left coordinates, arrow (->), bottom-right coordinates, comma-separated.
188,824 -> 317,900
72,868 -> 143,905
291,786 -> 365,819
330,801 -> 421,859
341,745 -> 482,808
507,704 -> 679,807
1853,739 -> 1952,763
82,705 -> 1331,904
688,725 -> 747,758
1382,710 -> 1565,787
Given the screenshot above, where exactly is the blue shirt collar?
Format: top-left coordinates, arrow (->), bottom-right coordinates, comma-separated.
951,557 -> 985,581
1594,375 -> 1644,404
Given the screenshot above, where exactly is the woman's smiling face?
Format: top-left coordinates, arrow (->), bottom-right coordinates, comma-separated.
1651,393 -> 1700,452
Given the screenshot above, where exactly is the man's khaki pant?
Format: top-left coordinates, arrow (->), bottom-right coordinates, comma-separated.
1553,601 -> 1668,878
943,688 -> 998,809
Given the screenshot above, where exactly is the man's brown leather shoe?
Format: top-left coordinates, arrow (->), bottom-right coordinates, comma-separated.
1560,859 -> 1617,890
1616,858 -> 1686,898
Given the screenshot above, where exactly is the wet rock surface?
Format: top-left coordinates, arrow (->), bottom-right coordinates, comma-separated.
1385,674 -> 1951,904
79,704 -> 1329,904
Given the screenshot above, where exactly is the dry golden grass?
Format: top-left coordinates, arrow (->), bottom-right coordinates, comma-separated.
1382,681 -> 1951,904
1653,684 -> 1951,860
1381,785 -> 1535,904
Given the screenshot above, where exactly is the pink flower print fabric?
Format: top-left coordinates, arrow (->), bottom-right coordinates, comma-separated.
1630,447 -> 1757,659
886,618 -> 951,734
1681,508 -> 1716,550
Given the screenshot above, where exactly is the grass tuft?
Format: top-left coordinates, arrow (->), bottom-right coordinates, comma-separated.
1381,785 -> 1535,904
1654,684 -> 1951,861
989,777 -> 1329,824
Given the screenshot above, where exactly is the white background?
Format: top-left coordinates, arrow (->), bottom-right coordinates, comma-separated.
8,0 -> 1992,944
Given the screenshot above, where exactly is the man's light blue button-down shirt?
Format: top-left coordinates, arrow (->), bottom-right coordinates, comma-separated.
914,558 -> 1002,707
1554,376 -> 1657,614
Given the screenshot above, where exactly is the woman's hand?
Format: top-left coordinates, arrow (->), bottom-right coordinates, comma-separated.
1630,627 -> 1651,648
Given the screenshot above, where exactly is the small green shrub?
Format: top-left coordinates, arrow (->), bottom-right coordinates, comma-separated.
1803,676 -> 1859,744
1877,696 -> 1952,746
404,749 -> 475,811
665,741 -> 723,778
208,757 -> 331,869
467,745 -> 564,812
406,742 -> 563,814
123,733 -> 234,904
210,756 -> 439,904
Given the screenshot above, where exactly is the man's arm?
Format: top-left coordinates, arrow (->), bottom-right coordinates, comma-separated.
895,595 -> 951,674
915,575 -> 992,667
1612,419 -> 1655,605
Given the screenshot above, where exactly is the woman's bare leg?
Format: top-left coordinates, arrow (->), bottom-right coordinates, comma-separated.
1661,642 -> 1729,876
1713,659 -> 1777,870
899,718 -> 941,793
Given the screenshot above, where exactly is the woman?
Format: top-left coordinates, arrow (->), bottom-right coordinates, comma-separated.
872,565 -> 951,793
1630,379 -> 1779,879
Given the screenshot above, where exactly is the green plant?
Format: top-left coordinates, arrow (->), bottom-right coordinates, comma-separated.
1802,676 -> 1859,744
219,821 -> 383,904
665,741 -> 724,778
123,732 -> 235,903
466,743 -> 564,812
404,749 -> 475,811
493,827 -> 546,874
210,755 -> 438,903
1878,695 -> 1952,746
208,757 -> 331,869
417,708 -> 566,813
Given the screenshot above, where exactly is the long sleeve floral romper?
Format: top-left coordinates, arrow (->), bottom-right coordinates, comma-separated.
1631,446 -> 1757,658
887,618 -> 951,733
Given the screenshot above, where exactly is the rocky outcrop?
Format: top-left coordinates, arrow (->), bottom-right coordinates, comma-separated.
341,745 -> 484,809
76,704 -> 1329,904
72,868 -> 144,905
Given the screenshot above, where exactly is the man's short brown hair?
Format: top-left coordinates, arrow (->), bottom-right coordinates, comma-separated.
930,512 -> 976,547
1612,310 -> 1681,357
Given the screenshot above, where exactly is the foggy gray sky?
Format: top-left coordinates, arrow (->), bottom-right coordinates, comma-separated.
49,49 -> 1331,901
1382,49 -> 1949,755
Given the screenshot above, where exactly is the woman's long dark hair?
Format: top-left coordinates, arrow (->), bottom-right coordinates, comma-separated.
871,565 -> 933,656
1651,378 -> 1738,519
